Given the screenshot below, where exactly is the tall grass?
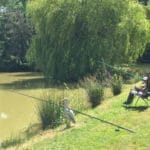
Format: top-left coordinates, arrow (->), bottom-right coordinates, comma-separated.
1,135 -> 23,149
37,97 -> 64,129
83,79 -> 104,108
111,74 -> 123,95
37,87 -> 90,129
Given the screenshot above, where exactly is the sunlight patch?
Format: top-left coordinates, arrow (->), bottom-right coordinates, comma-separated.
0,112 -> 8,119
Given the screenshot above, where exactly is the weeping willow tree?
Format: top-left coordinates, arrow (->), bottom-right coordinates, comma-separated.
27,0 -> 150,82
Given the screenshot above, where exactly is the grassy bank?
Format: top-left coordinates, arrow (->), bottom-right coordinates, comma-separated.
19,85 -> 150,150
1,64 -> 150,149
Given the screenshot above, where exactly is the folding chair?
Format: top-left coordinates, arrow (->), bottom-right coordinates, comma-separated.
123,74 -> 150,106
135,74 -> 150,106
135,91 -> 150,106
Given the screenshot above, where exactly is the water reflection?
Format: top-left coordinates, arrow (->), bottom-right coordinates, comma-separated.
0,73 -> 41,140
0,112 -> 8,119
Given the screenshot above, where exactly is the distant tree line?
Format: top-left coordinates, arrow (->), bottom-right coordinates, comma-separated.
0,0 -> 33,71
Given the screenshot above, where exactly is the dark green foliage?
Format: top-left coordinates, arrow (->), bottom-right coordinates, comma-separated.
139,43 -> 150,63
37,99 -> 63,129
120,68 -> 135,81
0,0 -> 33,71
85,80 -> 104,107
28,0 -> 150,82
109,67 -> 133,82
96,60 -> 108,83
115,67 -> 141,84
139,0 -> 149,5
111,74 -> 123,95
1,135 -> 23,149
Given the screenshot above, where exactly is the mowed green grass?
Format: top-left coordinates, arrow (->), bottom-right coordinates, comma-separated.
25,85 -> 150,149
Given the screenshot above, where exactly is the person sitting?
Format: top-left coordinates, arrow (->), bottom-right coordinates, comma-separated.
123,75 -> 150,105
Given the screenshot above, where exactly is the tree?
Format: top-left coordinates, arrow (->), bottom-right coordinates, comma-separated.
0,0 -> 33,71
139,0 -> 149,5
138,2 -> 150,63
27,0 -> 150,82
0,0 -> 9,6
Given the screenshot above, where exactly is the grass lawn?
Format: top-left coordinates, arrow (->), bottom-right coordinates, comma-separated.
20,83 -> 150,150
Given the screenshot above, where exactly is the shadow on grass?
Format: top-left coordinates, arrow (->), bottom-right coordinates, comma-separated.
0,71 -> 81,90
0,78 -> 48,90
0,78 -> 79,90
13,72 -> 42,77
123,105 -> 149,112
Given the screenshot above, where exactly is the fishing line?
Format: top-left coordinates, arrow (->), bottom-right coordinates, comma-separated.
8,89 -> 135,133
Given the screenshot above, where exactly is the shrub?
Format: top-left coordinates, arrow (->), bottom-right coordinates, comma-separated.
37,98 -> 64,130
111,74 -> 123,95
85,80 -> 104,108
119,67 -> 140,83
125,72 -> 141,84
1,135 -> 23,149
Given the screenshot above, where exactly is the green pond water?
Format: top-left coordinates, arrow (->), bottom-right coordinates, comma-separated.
0,72 -> 45,140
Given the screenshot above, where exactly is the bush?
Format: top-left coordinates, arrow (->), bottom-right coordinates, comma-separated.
85,80 -> 104,108
1,135 -> 23,149
125,72 -> 141,84
111,74 -> 123,95
37,98 -> 64,130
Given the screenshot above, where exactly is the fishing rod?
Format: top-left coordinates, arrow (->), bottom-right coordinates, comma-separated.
98,60 -> 143,80
8,89 -> 49,103
72,109 -> 135,133
8,89 -> 135,133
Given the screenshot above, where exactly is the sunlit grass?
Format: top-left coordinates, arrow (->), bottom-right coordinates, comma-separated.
0,64 -> 149,149
29,88 -> 150,150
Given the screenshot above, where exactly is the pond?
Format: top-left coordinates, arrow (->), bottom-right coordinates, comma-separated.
0,72 -> 45,140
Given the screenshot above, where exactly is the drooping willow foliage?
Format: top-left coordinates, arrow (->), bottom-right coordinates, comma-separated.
27,0 -> 150,82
